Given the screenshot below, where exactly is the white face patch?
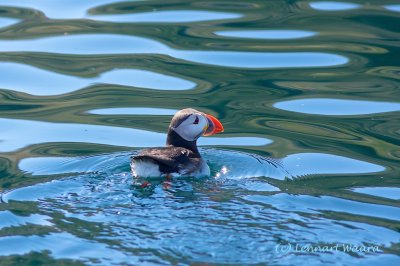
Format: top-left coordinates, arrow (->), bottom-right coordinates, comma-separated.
172,114 -> 208,141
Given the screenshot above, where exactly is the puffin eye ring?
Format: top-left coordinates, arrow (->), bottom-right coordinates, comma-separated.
193,116 -> 199,124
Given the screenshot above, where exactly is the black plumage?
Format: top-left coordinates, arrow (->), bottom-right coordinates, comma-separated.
132,146 -> 202,175
130,108 -> 223,177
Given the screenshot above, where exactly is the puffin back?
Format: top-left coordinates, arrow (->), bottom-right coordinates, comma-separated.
131,146 -> 204,177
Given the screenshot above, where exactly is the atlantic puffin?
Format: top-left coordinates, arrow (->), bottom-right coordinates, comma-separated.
131,108 -> 224,178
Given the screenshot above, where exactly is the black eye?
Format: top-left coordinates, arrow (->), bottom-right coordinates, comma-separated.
193,116 -> 199,124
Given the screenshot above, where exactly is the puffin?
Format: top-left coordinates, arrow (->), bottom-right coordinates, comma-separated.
131,108 -> 224,178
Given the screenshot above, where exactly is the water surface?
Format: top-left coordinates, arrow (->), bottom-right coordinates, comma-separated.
0,0 -> 399,265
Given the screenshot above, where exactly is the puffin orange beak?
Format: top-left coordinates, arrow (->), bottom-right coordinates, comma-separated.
203,114 -> 224,136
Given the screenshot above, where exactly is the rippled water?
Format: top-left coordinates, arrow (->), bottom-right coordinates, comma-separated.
0,0 -> 399,265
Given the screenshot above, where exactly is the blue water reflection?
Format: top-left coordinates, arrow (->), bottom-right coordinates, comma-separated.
0,1 -> 242,22
91,10 -> 242,23
98,69 -> 196,90
0,211 -> 52,229
274,98 -> 400,115
199,137 -> 271,146
176,51 -> 348,68
0,34 -> 348,69
245,194 -> 400,221
351,187 -> 400,200
0,63 -> 85,95
0,63 -> 195,95
1,1 -> 399,264
0,118 -> 163,152
16,150 -> 381,182
17,149 -> 285,181
0,118 -> 270,152
215,30 -> 316,39
17,154 -> 130,176
0,232 -> 132,264
2,178 -> 84,202
309,1 -> 361,11
283,153 -> 385,176
0,34 -> 169,55
88,107 -> 179,115
0,0 -> 116,19
0,17 -> 19,28
385,5 -> 400,12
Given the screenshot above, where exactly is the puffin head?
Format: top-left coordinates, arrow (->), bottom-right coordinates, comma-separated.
169,108 -> 224,142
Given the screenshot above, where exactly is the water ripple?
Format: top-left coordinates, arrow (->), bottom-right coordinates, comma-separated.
0,232 -> 132,264
88,107 -> 179,116
0,0 -> 117,19
90,10 -> 242,23
0,34 -> 169,54
309,1 -> 361,11
2,167 -> 398,264
385,5 -> 400,12
176,51 -> 348,68
0,118 -> 270,152
0,0 -> 399,264
0,17 -> 19,28
0,63 -> 196,95
0,34 -> 349,69
215,30 -> 317,39
283,153 -> 385,177
16,148 -> 287,181
367,66 -> 400,80
351,187 -> 400,200
274,98 -> 400,115
245,194 -> 400,221
0,210 -> 52,229
15,150 -> 384,181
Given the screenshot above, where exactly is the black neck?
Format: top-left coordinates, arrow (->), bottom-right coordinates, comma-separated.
166,128 -> 200,156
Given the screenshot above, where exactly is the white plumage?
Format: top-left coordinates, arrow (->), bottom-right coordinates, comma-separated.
131,157 -> 210,178
131,160 -> 162,178
130,108 -> 224,178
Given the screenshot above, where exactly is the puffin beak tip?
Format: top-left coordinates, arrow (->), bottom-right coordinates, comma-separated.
204,114 -> 224,136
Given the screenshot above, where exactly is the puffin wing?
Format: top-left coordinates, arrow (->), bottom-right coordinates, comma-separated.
132,147 -> 198,174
